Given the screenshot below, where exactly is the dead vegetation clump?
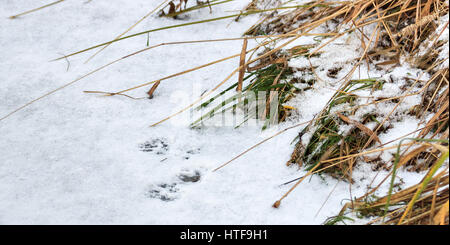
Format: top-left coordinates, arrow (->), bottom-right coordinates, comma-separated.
189,40 -> 327,129
287,78 -> 387,182
159,0 -> 215,19
332,142 -> 449,225
271,0 -> 449,224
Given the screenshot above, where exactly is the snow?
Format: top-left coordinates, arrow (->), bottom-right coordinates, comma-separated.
0,0 -> 441,225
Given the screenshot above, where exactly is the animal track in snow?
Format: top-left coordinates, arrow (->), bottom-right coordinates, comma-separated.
146,183 -> 179,201
178,170 -> 201,183
146,169 -> 203,201
183,147 -> 201,160
139,138 -> 169,155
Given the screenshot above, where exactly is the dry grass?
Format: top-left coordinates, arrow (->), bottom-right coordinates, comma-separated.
190,0 -> 449,224
9,0 -> 66,19
262,0 -> 449,225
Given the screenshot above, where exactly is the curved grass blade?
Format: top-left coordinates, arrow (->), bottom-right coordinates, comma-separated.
9,0 -> 65,19
84,0 -> 170,63
384,138 -> 450,220
53,5 -> 309,61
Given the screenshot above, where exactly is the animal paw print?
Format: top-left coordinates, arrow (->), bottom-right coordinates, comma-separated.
146,183 -> 179,201
146,170 -> 202,201
178,170 -> 201,183
183,147 -> 200,160
139,138 -> 169,155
